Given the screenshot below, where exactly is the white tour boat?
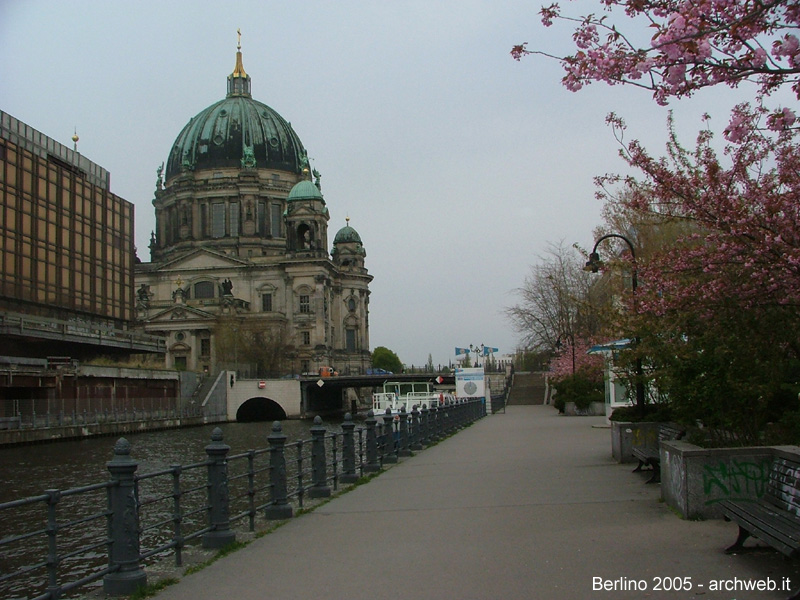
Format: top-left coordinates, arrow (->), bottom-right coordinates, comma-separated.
371,381 -> 454,419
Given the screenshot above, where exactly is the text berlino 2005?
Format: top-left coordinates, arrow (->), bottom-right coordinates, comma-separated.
592,576 -> 791,593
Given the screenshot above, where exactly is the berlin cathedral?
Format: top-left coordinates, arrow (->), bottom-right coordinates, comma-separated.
135,38 -> 372,377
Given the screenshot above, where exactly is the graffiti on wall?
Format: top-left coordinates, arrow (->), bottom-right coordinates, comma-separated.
702,458 -> 772,506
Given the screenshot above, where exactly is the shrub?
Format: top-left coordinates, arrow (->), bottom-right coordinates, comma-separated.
552,370 -> 603,411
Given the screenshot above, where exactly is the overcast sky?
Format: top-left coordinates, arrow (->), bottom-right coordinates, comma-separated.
0,0 -> 749,367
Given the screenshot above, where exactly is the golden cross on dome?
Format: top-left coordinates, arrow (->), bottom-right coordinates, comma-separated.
237,28 -> 241,51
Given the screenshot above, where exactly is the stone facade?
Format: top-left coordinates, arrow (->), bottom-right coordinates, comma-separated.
134,42 -> 372,376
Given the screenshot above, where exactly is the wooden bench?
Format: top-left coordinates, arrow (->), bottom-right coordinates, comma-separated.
631,423 -> 685,484
720,456 -> 800,599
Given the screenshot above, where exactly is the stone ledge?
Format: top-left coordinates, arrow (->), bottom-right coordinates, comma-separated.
660,441 -> 800,520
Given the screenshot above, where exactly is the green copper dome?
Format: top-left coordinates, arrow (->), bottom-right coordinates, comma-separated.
333,223 -> 362,245
164,47 -> 306,182
288,179 -> 324,202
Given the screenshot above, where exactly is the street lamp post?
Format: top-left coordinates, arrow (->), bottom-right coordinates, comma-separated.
469,344 -> 485,368
584,234 -> 646,413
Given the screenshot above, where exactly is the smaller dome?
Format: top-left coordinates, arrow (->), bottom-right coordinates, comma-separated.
334,224 -> 362,245
288,179 -> 323,202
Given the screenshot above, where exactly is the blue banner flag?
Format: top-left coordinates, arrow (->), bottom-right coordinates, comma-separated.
483,347 -> 499,356
455,347 -> 469,355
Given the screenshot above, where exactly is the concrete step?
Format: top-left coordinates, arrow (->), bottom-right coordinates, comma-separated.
508,372 -> 547,405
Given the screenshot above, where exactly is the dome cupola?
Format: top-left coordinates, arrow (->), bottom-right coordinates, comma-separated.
332,217 -> 366,270
288,178 -> 324,202
164,34 -> 306,182
333,220 -> 363,245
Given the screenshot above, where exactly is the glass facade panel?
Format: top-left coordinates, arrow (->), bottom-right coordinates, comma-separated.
0,124 -> 135,323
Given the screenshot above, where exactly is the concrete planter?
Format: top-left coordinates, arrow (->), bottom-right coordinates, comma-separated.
660,441 -> 800,520
610,421 -> 659,464
563,401 -> 605,417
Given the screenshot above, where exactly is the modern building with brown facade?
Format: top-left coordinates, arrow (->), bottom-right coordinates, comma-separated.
0,109 -> 168,371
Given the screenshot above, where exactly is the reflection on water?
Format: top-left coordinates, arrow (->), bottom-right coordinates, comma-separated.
0,419 -> 347,599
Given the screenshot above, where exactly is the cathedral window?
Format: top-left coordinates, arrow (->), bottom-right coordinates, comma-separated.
229,202 -> 239,236
271,203 -> 282,237
194,281 -> 215,299
297,224 -> 312,248
211,203 -> 225,238
346,328 -> 357,352
299,294 -> 310,313
302,331 -> 310,346
258,200 -> 267,236
262,293 -> 272,312
200,338 -> 211,357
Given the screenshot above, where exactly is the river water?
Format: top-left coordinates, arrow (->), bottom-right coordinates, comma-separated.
0,418 -> 351,599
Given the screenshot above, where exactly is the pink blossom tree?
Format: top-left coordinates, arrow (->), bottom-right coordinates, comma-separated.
549,336 -> 604,381
512,0 -> 800,437
512,0 -> 800,106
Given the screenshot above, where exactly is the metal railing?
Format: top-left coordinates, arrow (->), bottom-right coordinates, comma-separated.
0,401 -> 203,431
0,311 -> 166,353
0,398 -> 486,599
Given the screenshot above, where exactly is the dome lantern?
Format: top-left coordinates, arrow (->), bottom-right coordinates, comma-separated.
228,29 -> 251,98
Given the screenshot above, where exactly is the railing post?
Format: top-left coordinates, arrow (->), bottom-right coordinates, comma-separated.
410,405 -> 423,451
170,465 -> 184,566
364,410 -> 381,473
44,489 -> 60,599
398,406 -> 412,457
383,408 -> 398,464
341,412 -> 359,483
104,438 -> 147,596
309,416 -> 331,498
203,427 -> 236,549
264,421 -> 293,520
423,404 -> 433,446
428,404 -> 438,442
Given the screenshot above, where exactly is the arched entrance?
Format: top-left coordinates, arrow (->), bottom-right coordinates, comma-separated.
236,397 -> 287,422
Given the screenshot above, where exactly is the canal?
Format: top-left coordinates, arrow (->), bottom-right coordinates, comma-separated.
0,418 -> 349,599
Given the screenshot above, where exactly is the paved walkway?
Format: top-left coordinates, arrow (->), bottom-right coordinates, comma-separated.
154,406 -> 798,600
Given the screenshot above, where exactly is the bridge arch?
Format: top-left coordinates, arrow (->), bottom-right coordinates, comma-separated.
235,397 -> 287,422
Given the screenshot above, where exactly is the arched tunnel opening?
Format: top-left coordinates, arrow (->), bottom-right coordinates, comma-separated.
236,397 -> 287,422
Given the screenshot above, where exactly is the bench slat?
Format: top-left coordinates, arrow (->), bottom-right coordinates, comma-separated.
720,500 -> 800,557
630,423 -> 685,484
768,459 -> 800,516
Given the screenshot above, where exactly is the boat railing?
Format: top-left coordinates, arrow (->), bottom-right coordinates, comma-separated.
371,392 -> 397,412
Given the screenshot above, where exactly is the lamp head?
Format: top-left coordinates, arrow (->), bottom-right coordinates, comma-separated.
584,251 -> 602,273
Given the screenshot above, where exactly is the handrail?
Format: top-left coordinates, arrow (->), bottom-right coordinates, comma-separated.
0,311 -> 166,352
0,398 -> 486,599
